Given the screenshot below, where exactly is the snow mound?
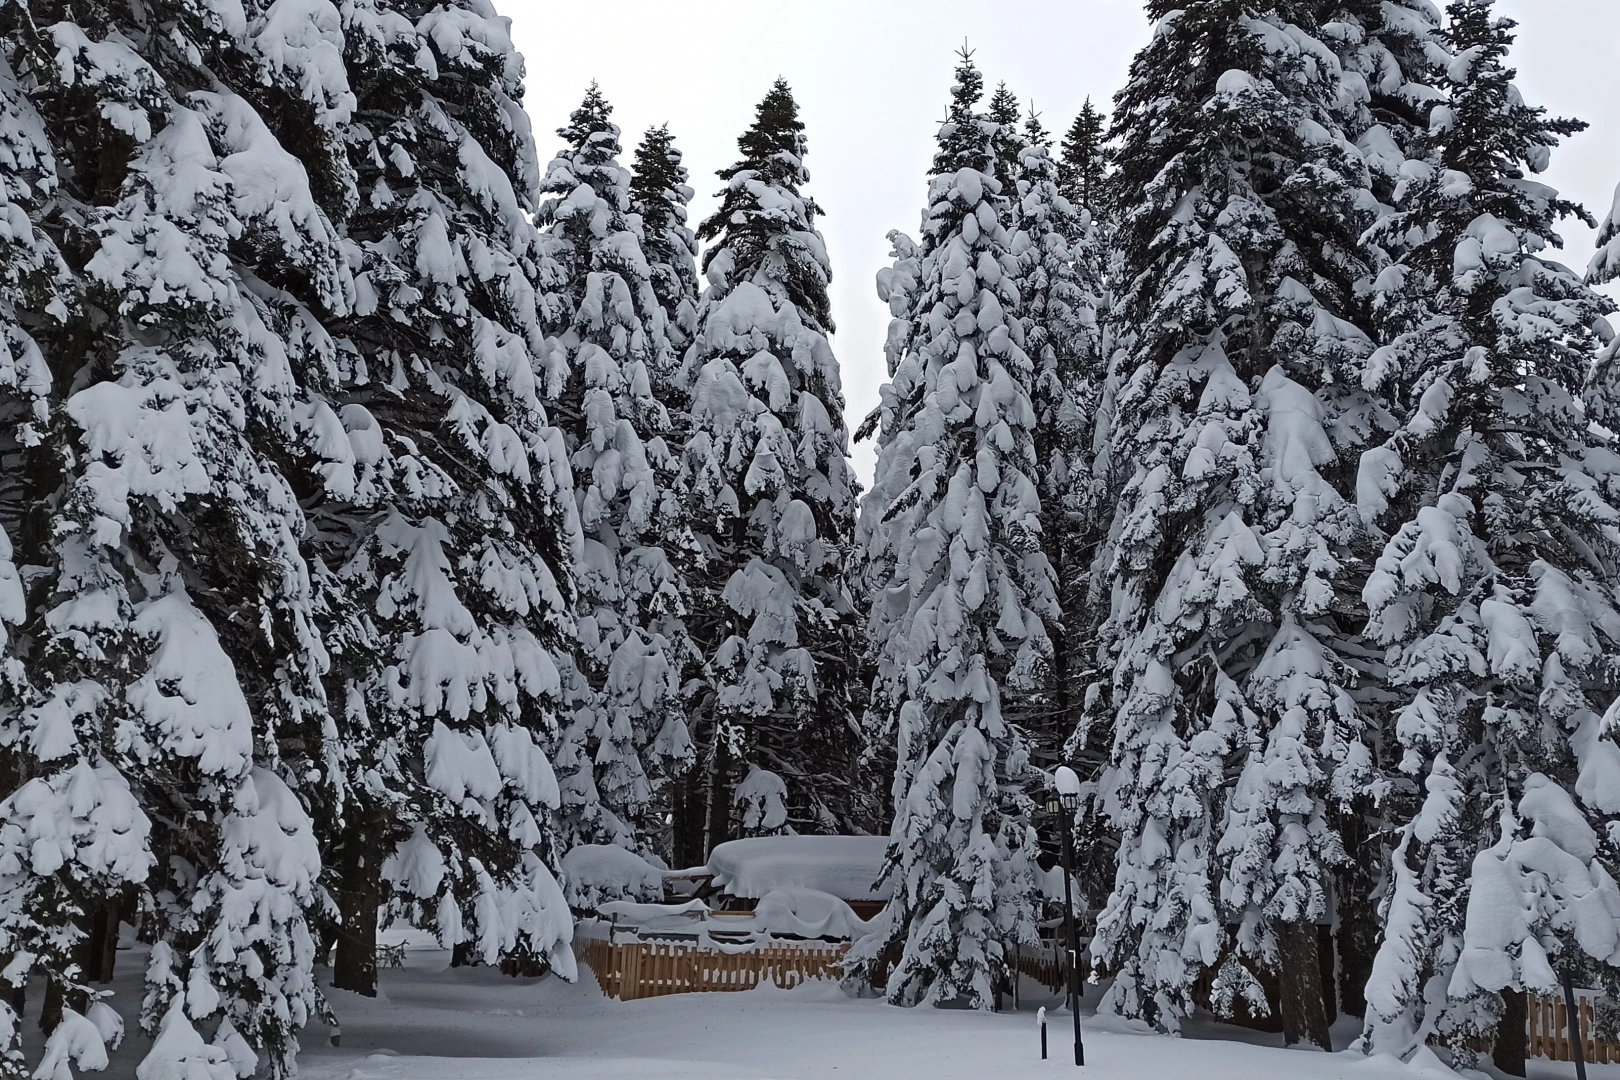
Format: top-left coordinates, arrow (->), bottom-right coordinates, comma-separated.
750,887 -> 873,940
698,836 -> 891,902
562,844 -> 668,910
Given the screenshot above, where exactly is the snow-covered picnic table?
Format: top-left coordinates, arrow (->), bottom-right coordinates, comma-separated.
676,834 -> 893,903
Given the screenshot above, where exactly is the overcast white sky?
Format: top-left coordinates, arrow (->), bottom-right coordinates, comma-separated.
509,0 -> 1620,485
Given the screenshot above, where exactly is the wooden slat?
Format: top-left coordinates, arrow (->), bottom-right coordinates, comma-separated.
1529,990 -> 1540,1059
574,935 -> 855,1003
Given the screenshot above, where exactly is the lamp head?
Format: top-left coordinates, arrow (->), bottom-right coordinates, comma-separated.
1054,765 -> 1081,810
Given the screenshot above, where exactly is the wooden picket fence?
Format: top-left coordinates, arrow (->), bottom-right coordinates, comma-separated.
1529,990 -> 1620,1064
578,937 -> 850,1002
1013,942 -> 1069,994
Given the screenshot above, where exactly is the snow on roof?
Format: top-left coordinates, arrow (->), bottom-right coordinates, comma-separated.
699,836 -> 892,902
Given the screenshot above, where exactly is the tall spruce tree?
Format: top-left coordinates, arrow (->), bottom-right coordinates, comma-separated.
675,80 -> 863,859
631,124 -> 701,367
312,0 -> 579,1000
537,86 -> 693,858
0,0 -> 355,1072
1058,98 -> 1109,213
0,0 -> 579,1071
1090,0 -> 1383,1047
1006,114 -> 1110,771
849,50 -> 1055,1009
1319,0 -> 1450,1023
987,83 -> 1025,199
1355,1 -> 1620,1066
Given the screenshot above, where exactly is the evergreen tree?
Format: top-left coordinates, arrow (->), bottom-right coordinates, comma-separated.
1356,1 -> 1620,1064
1007,113 -> 1110,771
675,79 -> 863,858
1316,0 -> 1450,1024
1089,0 -> 1381,1047
849,49 -> 1055,1009
630,124 -> 701,365
987,82 -> 1025,198
536,86 -> 694,857
0,0 -> 578,1071
0,0 -> 350,1072
312,0 -> 579,999
1058,98 -> 1108,213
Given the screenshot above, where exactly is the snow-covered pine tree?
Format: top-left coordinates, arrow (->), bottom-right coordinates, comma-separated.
535,85 -> 693,858
848,49 -> 1055,1009
987,83 -> 1025,200
674,79 -> 863,856
1058,98 -> 1108,214
1089,0 -> 1382,1046
0,0 -> 357,1072
631,124 -> 701,368
1325,0 -> 1447,214
1005,113 -> 1109,780
1317,0 -> 1450,1021
1356,1 -> 1620,1065
308,0 -> 579,998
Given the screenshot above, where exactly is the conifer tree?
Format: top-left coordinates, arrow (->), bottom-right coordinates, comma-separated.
675,80 -> 863,857
987,83 -> 1025,198
849,50 -> 1055,1009
0,0 -> 579,1071
1007,114 -> 1109,764
631,125 -> 701,366
1319,0 -> 1449,1023
536,86 -> 693,857
0,0 -> 350,1072
1356,1 -> 1620,1064
312,0 -> 579,999
1058,99 -> 1108,213
1090,0 -> 1381,1047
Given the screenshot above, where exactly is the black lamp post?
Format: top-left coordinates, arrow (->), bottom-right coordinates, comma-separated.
1047,765 -> 1085,1066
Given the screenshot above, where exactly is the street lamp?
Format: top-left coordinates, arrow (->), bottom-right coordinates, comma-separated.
1046,765 -> 1085,1066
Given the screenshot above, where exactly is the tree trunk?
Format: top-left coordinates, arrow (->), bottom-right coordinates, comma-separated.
38,978 -> 61,1034
332,835 -> 381,997
1277,921 -> 1334,1051
671,766 -> 707,870
704,732 -> 733,859
83,899 -> 121,984
1334,809 -> 1379,1020
1495,988 -> 1528,1076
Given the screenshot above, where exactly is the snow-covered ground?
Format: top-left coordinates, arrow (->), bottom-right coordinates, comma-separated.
275,951 -> 1620,1080
17,939 -> 1616,1079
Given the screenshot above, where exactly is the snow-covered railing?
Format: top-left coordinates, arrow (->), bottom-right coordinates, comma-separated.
1529,989 -> 1620,1064
577,936 -> 848,1001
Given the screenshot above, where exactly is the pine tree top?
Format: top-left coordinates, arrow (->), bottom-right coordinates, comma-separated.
695,79 -> 832,332
630,124 -> 690,214
1386,0 -> 1588,297
989,82 -> 1020,127
1435,0 -> 1584,202
711,77 -> 808,196
933,46 -> 994,177
1023,109 -> 1052,150
1059,98 -> 1107,209
557,82 -> 622,167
